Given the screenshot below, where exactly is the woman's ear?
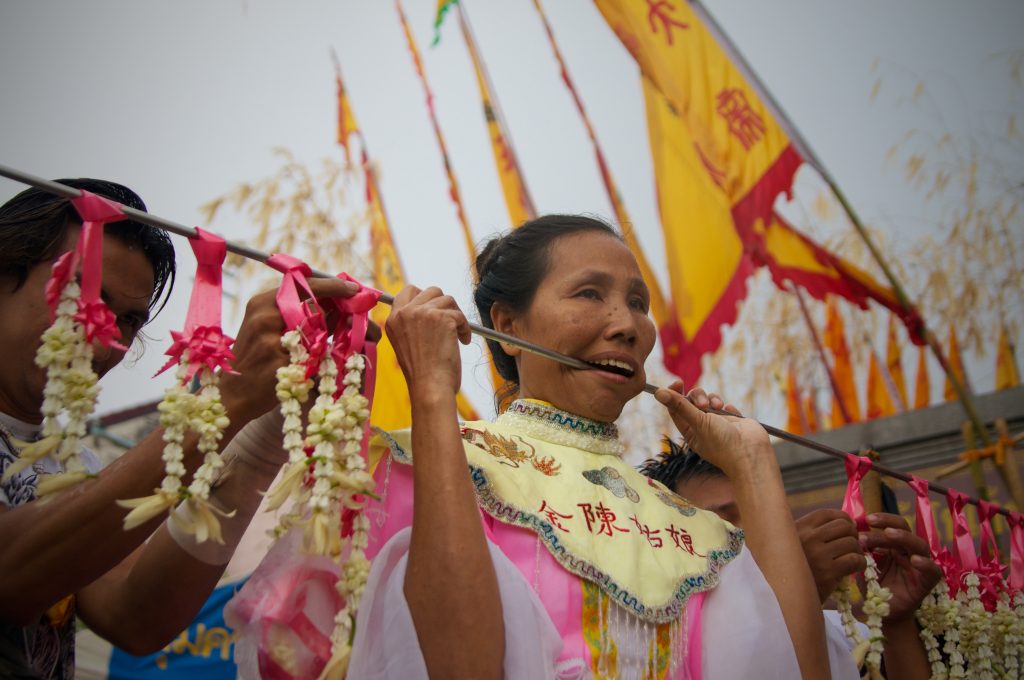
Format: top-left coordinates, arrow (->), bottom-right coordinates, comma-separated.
490,302 -> 521,357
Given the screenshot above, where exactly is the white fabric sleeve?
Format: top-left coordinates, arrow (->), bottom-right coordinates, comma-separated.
822,609 -> 863,678
348,526 -> 564,679
700,547 -> 859,680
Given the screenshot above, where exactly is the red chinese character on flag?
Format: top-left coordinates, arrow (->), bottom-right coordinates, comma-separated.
577,502 -> 629,536
538,500 -> 573,532
630,515 -> 663,548
646,0 -> 689,46
715,88 -> 766,150
666,524 -> 705,556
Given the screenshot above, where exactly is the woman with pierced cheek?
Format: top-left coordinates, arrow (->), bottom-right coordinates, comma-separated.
249,215 -> 845,679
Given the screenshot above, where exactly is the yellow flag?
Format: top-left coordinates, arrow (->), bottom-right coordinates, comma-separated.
996,324 -> 1020,390
866,348 -> 896,420
885,315 -> 908,409
457,8 -> 536,228
333,56 -> 360,166
335,62 -> 478,429
943,324 -> 968,401
595,0 -> 801,230
643,78 -> 753,384
913,344 -> 930,409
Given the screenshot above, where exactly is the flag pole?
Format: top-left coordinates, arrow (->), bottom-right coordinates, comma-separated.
686,0 -> 1014,506
455,1 -> 538,219
2,165 -> 1019,520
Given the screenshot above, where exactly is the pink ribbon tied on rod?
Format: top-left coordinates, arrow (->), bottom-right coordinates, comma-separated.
841,454 -> 873,533
909,474 -> 958,585
156,228 -> 236,381
266,254 -> 329,379
946,489 -> 980,595
975,500 -> 1007,609
44,190 -> 128,349
1009,512 -> 1024,593
908,475 -> 941,558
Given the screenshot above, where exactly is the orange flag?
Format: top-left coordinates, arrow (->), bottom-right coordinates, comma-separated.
996,324 -> 1020,390
886,315 -> 908,410
456,7 -> 536,228
943,324 -> 969,401
785,366 -> 805,434
803,389 -> 819,433
866,347 -> 896,419
754,213 -> 925,343
336,64 -> 478,430
824,298 -> 861,427
913,344 -> 931,409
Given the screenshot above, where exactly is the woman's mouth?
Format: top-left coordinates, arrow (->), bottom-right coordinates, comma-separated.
584,358 -> 636,379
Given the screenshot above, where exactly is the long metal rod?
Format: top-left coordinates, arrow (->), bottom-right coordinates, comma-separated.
0,165 -> 1014,518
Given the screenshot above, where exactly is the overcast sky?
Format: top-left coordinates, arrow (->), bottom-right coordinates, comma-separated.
1,0 -> 1021,433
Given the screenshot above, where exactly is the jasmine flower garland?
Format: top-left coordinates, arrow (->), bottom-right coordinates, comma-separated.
958,572 -> 994,679
3,280 -> 100,494
265,329 -> 315,518
180,367 -> 232,542
862,554 -> 892,680
314,353 -> 374,680
990,592 -> 1018,678
304,353 -> 345,556
916,581 -> 950,680
833,577 -> 870,671
119,357 -> 231,539
119,362 -> 193,529
940,582 -> 967,678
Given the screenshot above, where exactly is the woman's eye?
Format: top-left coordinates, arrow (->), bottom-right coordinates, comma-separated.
630,297 -> 649,312
577,289 -> 601,300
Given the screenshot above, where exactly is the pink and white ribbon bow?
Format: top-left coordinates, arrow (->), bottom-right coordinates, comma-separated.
157,228 -> 235,381
45,190 -> 128,349
266,254 -> 329,378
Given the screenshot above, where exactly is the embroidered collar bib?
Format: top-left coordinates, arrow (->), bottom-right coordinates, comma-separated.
497,399 -> 623,456
373,410 -> 743,624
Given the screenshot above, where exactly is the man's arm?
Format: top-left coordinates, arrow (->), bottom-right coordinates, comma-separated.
76,410 -> 286,653
0,278 -> 358,628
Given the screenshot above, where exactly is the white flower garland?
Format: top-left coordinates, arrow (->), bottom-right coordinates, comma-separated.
832,555 -> 891,680
180,367 -> 232,542
861,554 -> 892,680
119,356 -> 230,538
833,577 -> 870,670
3,280 -> 100,495
265,329 -> 315,519
958,572 -> 994,679
1004,591 -> 1024,678
990,591 -> 1017,678
264,344 -> 373,680
940,582 -> 967,678
916,581 -> 949,680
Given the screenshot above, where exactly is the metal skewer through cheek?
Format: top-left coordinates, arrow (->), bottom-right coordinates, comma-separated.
0,165 -> 1014,518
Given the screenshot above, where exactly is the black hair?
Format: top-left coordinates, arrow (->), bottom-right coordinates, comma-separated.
639,437 -> 725,490
473,214 -> 621,406
0,178 -> 176,318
